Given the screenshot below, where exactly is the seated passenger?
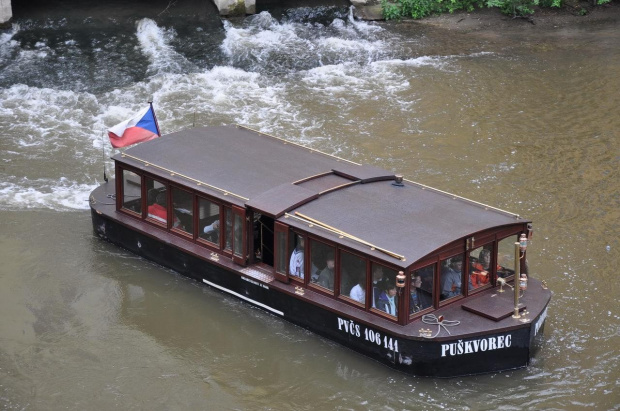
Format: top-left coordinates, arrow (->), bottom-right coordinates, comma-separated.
440,257 -> 462,299
410,275 -> 432,313
202,219 -> 220,242
377,284 -> 398,316
147,192 -> 168,225
470,249 -> 491,288
317,253 -> 335,290
371,265 -> 389,309
289,236 -> 305,279
349,276 -> 366,304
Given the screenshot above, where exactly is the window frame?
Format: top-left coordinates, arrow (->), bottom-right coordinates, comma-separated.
307,236 -> 337,295
407,263 -> 435,320
196,195 -> 223,251
273,222 -> 290,283
466,241 -> 495,295
337,249 -> 369,309
369,261 -> 402,322
117,166 -> 144,218
438,251 -> 465,307
231,205 -> 247,266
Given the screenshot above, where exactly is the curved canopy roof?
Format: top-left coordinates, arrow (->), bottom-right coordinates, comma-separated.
114,125 -> 526,267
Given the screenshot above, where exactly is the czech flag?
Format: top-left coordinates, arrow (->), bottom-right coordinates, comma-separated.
108,105 -> 161,148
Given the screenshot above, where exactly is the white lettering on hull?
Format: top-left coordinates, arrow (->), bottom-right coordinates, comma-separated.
440,335 -> 512,357
337,317 -> 400,353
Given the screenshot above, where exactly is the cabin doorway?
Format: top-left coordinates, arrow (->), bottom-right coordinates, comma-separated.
252,212 -> 274,267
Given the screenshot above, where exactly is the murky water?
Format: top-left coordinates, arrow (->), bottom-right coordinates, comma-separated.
1,1 -> 618,409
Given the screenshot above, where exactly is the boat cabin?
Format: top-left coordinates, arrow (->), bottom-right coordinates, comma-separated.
112,125 -> 531,326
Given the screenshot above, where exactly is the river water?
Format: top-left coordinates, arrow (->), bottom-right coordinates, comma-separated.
0,1 -> 618,409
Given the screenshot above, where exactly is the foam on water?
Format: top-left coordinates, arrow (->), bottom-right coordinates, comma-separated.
0,179 -> 98,210
221,11 -> 389,74
135,18 -> 196,76
0,10 -> 483,212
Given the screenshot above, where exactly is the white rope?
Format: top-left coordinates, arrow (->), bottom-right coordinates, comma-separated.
421,314 -> 461,339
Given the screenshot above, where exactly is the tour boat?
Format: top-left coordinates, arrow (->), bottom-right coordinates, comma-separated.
90,125 -> 551,377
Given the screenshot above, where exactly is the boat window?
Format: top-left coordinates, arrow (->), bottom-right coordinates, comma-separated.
310,239 -> 335,292
340,251 -> 366,306
198,197 -> 220,246
171,187 -> 192,234
224,207 -> 233,252
497,236 -> 517,280
371,263 -> 398,318
468,245 -> 493,292
121,169 -> 142,214
289,232 -> 305,280
145,177 -> 168,226
275,227 -> 287,276
410,265 -> 434,315
233,213 -> 243,258
439,254 -> 463,301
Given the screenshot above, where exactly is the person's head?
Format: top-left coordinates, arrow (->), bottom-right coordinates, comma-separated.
451,256 -> 463,270
372,265 -> 384,281
412,275 -> 422,289
296,235 -> 305,250
358,279 -> 366,290
326,252 -> 335,270
155,191 -> 166,207
479,249 -> 491,268
386,285 -> 397,297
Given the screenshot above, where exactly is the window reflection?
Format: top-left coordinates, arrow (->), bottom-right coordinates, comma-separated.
289,232 -> 304,280
224,207 -> 233,251
146,177 -> 167,225
171,187 -> 192,233
233,213 -> 243,257
340,251 -> 366,305
497,236 -> 517,279
122,170 -> 142,214
198,197 -> 220,245
275,229 -> 287,275
310,240 -> 335,292
372,263 -> 398,317
468,245 -> 492,292
410,265 -> 434,313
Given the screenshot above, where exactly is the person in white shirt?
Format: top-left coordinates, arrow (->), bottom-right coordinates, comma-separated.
289,235 -> 305,279
349,280 -> 366,304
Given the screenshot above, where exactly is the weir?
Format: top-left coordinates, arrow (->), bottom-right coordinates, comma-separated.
0,0 -> 383,23
0,0 -> 11,25
211,0 -> 382,18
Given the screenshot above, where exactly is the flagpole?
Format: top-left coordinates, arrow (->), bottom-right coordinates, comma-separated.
101,132 -> 109,183
149,100 -> 162,136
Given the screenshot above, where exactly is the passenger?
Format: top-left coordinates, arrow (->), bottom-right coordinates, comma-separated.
349,275 -> 366,304
470,249 -> 491,288
377,284 -> 398,316
371,265 -> 389,308
289,235 -> 305,279
202,219 -> 220,242
317,252 -> 335,290
147,191 -> 171,225
410,275 -> 432,313
440,257 -> 462,299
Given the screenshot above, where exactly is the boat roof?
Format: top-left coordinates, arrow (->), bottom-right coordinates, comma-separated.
114,125 -> 526,267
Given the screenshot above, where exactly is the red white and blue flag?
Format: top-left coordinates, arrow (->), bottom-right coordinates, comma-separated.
107,104 -> 161,148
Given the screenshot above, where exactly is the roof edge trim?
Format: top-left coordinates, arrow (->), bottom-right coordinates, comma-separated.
404,178 -> 521,219
119,152 -> 249,201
